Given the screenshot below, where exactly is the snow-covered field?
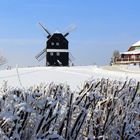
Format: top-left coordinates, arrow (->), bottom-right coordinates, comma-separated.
0,66 -> 140,139
0,65 -> 140,90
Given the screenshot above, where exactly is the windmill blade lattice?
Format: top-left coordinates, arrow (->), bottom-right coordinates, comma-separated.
63,24 -> 76,37
35,48 -> 46,61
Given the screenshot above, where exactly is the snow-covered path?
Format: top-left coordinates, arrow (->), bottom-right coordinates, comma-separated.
102,65 -> 140,74
0,66 -> 140,90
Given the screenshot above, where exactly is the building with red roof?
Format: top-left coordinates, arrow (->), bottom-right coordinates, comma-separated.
114,40 -> 140,65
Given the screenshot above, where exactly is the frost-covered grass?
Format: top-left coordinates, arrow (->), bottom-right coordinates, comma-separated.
0,79 -> 140,140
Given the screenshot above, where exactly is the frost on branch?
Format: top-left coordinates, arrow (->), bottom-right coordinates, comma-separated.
0,79 -> 139,140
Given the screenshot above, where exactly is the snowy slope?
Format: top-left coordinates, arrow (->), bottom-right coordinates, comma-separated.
0,65 -> 140,90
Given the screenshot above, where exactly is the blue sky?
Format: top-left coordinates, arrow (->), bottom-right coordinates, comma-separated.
0,0 -> 140,67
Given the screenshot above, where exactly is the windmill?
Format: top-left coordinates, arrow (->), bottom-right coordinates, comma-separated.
35,23 -> 76,66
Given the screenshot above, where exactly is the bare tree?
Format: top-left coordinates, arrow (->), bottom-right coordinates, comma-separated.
110,50 -> 120,65
0,53 -> 7,66
113,50 -> 120,58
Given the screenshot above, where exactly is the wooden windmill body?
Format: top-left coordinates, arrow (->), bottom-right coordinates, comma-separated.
36,23 -> 75,66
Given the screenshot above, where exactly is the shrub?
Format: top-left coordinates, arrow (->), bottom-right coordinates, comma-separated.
0,79 -> 139,140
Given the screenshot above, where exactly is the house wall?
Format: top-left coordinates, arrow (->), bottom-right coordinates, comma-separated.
114,54 -> 140,65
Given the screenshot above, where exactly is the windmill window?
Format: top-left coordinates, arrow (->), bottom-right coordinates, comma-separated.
50,52 -> 53,56
56,52 -> 60,56
51,42 -> 55,46
56,42 -> 59,46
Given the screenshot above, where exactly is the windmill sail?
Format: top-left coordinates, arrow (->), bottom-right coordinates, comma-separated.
35,48 -> 46,61
39,22 -> 52,38
69,52 -> 75,66
63,24 -> 76,37
69,52 -> 75,61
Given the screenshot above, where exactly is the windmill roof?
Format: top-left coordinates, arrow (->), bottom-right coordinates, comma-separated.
48,33 -> 68,42
54,30 -> 61,33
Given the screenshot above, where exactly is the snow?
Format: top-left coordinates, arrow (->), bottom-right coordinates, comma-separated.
132,40 -> 140,46
0,66 -> 140,139
0,66 -> 140,90
121,49 -> 140,54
